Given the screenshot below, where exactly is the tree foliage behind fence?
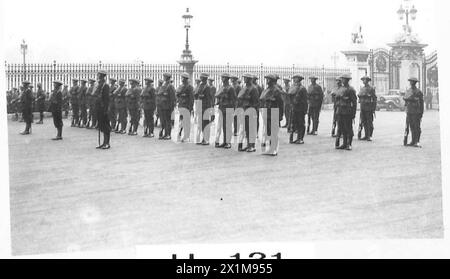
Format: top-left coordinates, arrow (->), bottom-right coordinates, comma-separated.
5,62 -> 350,93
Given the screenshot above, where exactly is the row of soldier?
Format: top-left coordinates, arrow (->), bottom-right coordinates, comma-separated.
13,70 -> 424,154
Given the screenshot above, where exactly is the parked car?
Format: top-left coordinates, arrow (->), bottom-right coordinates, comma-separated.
376,90 -> 405,111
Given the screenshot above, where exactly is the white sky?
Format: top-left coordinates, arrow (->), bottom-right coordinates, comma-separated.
1,0 -> 439,67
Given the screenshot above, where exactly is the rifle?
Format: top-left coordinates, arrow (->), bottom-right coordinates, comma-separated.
357,115 -> 363,139
306,106 -> 311,134
403,116 -> 409,146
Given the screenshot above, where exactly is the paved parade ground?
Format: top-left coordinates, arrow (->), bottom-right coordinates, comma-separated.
7,109 -> 443,255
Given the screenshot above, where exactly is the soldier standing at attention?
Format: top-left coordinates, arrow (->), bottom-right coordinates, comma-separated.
78,79 -> 88,127
214,73 -> 236,149
109,78 -> 118,130
288,74 -> 308,144
236,73 -> 259,152
307,76 -> 324,135
126,78 -> 142,136
282,77 -> 291,129
252,75 -> 263,134
94,70 -> 111,149
259,74 -> 283,156
69,79 -> 80,127
49,80 -> 64,140
86,79 -> 96,129
141,77 -> 156,138
194,73 -> 213,145
357,76 -> 377,141
335,74 -> 357,150
154,79 -> 163,128
114,79 -> 128,134
156,73 -> 176,140
35,83 -> 46,124
176,73 -> 194,142
19,81 -> 33,135
403,77 -> 424,148
330,77 -> 342,137
62,85 -> 70,119
231,75 -> 241,136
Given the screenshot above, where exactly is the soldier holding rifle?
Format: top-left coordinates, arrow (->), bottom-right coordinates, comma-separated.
357,76 -> 377,141
403,77 -> 424,148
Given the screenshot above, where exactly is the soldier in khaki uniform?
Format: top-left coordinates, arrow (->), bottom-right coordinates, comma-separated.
126,78 -> 142,136
231,75 -> 241,136
194,73 -> 213,145
335,74 -> 357,150
141,77 -> 156,137
35,83 -> 46,124
357,76 -> 377,141
176,73 -> 194,142
330,77 -> 342,137
403,77 -> 424,147
94,70 -> 111,149
109,78 -> 118,130
215,73 -> 236,149
114,79 -> 128,134
288,74 -> 308,144
69,79 -> 80,127
19,81 -> 34,135
307,76 -> 324,135
86,79 -> 96,129
78,79 -> 88,127
259,74 -> 283,156
49,80 -> 64,140
156,73 -> 176,140
236,73 -> 259,152
281,78 -> 291,129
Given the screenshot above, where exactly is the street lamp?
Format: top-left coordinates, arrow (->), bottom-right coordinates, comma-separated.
182,8 -> 193,58
20,39 -> 28,79
397,0 -> 418,34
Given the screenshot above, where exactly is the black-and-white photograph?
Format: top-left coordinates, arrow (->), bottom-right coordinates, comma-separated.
0,0 -> 446,257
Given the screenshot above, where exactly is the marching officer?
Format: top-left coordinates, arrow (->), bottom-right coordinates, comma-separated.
126,78 -> 142,136
215,73 -> 236,149
403,77 -> 424,148
114,79 -> 128,134
49,80 -> 64,140
141,77 -> 156,137
288,74 -> 308,144
69,79 -> 80,127
94,70 -> 111,149
231,75 -> 241,136
236,73 -> 259,152
35,83 -> 46,124
86,78 -> 96,129
282,77 -> 291,129
307,76 -> 324,135
19,80 -> 34,135
335,74 -> 357,150
176,73 -> 194,142
194,73 -> 213,145
330,77 -> 342,137
109,78 -> 118,130
156,73 -> 176,140
259,74 -> 283,156
78,79 -> 88,127
357,76 -> 377,141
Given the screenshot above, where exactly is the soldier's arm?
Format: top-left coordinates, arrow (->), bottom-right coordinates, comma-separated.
169,85 -> 176,109
419,91 -> 424,115
351,89 -> 358,117
276,91 -> 284,120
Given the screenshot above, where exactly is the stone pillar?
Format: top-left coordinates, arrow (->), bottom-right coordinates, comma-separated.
341,48 -> 371,90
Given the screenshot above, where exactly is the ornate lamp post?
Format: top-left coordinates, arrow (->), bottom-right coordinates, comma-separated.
397,0 -> 418,34
20,39 -> 28,79
177,8 -> 198,84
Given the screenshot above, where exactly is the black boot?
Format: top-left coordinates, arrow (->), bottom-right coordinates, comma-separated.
101,133 -> 111,149
335,136 -> 340,149
294,133 -> 304,144
289,133 -> 294,144
246,143 -> 256,152
337,136 -> 347,149
346,136 -> 353,150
